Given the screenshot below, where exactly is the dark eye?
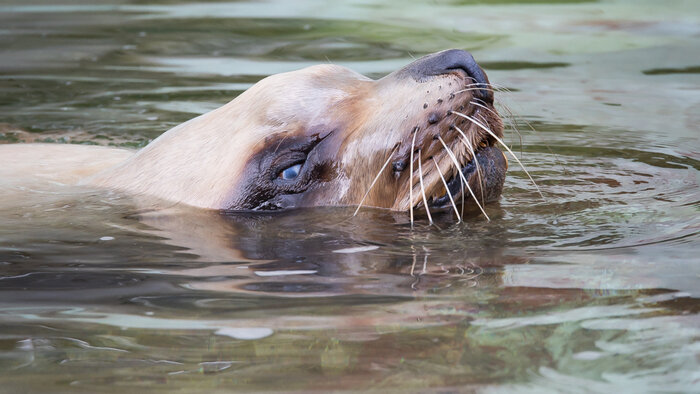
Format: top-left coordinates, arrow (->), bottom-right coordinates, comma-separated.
279,163 -> 302,180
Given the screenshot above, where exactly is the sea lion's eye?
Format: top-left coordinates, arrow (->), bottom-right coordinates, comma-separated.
279,163 -> 302,180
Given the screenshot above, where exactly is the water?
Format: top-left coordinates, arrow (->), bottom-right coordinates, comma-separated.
1,0 -> 699,392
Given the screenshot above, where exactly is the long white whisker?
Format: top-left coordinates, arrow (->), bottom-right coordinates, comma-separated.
470,81 -> 512,92
453,124 -> 485,205
460,170 -> 465,217
409,129 -> 417,228
437,136 -> 490,221
463,82 -> 527,160
472,98 -> 524,157
485,93 -> 568,175
460,81 -> 498,89
452,111 -> 544,200
471,83 -> 547,162
453,87 -> 498,95
483,81 -> 515,93
417,150 -> 433,224
353,146 -> 397,216
432,157 -> 461,222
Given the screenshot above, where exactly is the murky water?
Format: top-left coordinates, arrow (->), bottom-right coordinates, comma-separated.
1,0 -> 699,392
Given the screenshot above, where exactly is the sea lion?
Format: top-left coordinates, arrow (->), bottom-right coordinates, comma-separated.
0,49 -> 508,218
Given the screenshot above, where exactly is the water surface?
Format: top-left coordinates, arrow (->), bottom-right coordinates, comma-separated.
1,0 -> 699,392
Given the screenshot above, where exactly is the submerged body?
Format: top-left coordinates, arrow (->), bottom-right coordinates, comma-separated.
0,50 -> 507,217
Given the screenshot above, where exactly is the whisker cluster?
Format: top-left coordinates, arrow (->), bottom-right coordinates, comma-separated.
417,149 -> 433,224
437,135 -> 490,221
354,80 -> 543,227
451,110 -> 544,200
432,157 -> 461,221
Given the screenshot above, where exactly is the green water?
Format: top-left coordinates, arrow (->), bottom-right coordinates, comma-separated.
1,0 -> 699,392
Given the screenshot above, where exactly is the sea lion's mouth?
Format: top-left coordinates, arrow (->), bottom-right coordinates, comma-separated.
428,143 -> 507,211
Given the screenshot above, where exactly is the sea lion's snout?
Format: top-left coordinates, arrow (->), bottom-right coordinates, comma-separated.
398,49 -> 493,104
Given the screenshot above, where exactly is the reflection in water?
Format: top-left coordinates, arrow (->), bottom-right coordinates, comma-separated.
0,198 -> 698,391
0,0 -> 699,392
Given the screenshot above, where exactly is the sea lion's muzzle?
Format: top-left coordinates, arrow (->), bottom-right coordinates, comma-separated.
383,50 -> 506,214
352,49 -> 506,218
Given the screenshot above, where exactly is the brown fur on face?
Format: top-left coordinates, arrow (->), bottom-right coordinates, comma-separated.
87,52 -> 506,212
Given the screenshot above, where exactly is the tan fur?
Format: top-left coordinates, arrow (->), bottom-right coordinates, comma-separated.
0,143 -> 132,187
87,64 -> 372,209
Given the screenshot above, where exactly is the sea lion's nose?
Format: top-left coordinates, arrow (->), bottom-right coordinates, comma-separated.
402,49 -> 493,103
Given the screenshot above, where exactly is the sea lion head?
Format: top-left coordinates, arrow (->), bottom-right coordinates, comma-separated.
227,49 -> 507,214
94,49 -> 507,215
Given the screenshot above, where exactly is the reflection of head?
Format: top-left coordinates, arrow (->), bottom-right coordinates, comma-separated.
136,206 -> 510,298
